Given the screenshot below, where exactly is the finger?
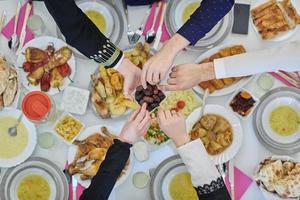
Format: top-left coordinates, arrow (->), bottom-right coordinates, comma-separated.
171,109 -> 177,116
141,64 -> 149,89
146,68 -> 154,85
172,65 -> 179,72
165,109 -> 172,119
167,78 -> 177,85
138,112 -> 151,130
135,103 -> 147,122
169,72 -> 177,78
157,109 -> 166,123
158,84 -> 179,91
128,106 -> 141,122
140,120 -> 151,136
153,71 -> 160,84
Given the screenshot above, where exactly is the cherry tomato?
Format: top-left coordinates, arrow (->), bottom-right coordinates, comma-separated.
177,100 -> 186,110
40,72 -> 51,92
57,63 -> 71,77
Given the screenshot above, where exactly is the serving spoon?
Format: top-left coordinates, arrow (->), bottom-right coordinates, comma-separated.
145,2 -> 162,44
8,113 -> 23,137
8,1 -> 21,51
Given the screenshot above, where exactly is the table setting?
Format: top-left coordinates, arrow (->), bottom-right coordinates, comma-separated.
0,0 -> 300,200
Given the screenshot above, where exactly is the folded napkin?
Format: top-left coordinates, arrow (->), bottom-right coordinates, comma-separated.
270,71 -> 300,89
143,2 -> 170,43
225,166 -> 253,200
65,163 -> 85,200
1,1 -> 34,45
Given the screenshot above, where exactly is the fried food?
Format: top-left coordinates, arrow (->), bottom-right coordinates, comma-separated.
190,114 -> 233,155
55,115 -> 83,141
198,45 -> 247,93
0,57 -> 18,109
124,42 -> 152,69
251,0 -> 300,40
91,66 -> 138,118
69,127 -> 130,181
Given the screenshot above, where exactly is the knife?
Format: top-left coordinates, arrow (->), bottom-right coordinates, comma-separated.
229,159 -> 235,200
0,10 -> 6,32
72,175 -> 78,200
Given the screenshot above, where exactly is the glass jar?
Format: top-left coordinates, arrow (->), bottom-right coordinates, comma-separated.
22,91 -> 58,124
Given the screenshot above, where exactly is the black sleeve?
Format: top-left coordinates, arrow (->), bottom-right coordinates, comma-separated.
195,177 -> 232,200
80,139 -> 131,200
43,0 -> 123,67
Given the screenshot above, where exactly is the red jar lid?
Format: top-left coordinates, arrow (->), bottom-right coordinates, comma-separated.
22,91 -> 52,121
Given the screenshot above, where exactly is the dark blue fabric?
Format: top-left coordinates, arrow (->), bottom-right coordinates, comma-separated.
177,0 -> 234,45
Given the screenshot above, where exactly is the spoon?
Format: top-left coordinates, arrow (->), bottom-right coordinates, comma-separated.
8,1 -> 21,51
217,163 -> 228,181
145,2 -> 162,44
200,88 -> 209,118
8,113 -> 23,137
131,8 -> 151,44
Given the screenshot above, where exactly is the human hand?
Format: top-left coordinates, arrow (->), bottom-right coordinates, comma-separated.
118,103 -> 151,144
118,58 -> 141,98
157,109 -> 190,147
158,62 -> 215,91
141,34 -> 190,88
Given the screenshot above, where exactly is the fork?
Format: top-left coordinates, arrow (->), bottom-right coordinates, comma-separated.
122,0 -> 134,44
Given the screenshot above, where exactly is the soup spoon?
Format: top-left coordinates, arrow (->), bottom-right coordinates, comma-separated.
8,113 -> 23,137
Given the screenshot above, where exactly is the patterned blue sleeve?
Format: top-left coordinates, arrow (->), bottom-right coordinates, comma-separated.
177,0 -> 234,45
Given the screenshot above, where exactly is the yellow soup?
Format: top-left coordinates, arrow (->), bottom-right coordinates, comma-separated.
85,10 -> 107,33
0,117 -> 28,159
269,105 -> 300,136
169,172 -> 198,200
17,175 -> 50,200
182,2 -> 200,23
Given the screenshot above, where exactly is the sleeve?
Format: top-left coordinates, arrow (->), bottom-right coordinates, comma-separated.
177,0 -> 234,45
213,41 -> 300,79
80,139 -> 132,200
125,0 -> 160,6
43,0 -> 123,68
177,139 -> 231,200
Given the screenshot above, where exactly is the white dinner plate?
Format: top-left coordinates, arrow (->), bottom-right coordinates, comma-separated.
78,1 -> 114,37
262,97 -> 300,144
251,0 -> 300,42
193,43 -> 253,97
67,125 -> 134,188
0,108 -> 37,168
186,105 -> 243,165
17,36 -> 76,96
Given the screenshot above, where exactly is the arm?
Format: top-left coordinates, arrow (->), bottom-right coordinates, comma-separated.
80,140 -> 131,200
177,0 -> 235,45
178,139 -> 231,200
43,0 -> 122,67
213,41 -> 300,79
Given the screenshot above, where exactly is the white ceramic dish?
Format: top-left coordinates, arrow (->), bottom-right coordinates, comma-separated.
78,1 -> 113,36
193,44 -> 253,97
67,125 -> 134,188
254,155 -> 298,200
262,97 -> 300,144
251,0 -> 300,42
0,108 -> 37,168
186,105 -> 243,165
174,0 -> 202,29
52,112 -> 85,145
17,36 -> 76,96
227,88 -> 259,121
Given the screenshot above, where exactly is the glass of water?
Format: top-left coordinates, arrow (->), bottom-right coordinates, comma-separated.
27,15 -> 45,37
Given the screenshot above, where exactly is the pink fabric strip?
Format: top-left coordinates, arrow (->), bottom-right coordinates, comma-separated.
1,1 -> 34,45
269,71 -> 300,89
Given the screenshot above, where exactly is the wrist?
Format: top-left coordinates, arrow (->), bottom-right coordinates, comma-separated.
118,135 -> 133,145
173,134 -> 190,148
200,62 -> 216,81
164,33 -> 189,55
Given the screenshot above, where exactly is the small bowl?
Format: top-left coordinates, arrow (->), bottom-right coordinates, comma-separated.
52,112 -> 85,145
227,88 -> 259,120
132,171 -> 150,189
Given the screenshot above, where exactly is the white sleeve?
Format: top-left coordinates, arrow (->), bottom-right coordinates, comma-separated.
177,139 -> 221,187
213,41 -> 300,79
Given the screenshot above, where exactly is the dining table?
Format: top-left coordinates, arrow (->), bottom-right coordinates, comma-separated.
0,0 -> 300,200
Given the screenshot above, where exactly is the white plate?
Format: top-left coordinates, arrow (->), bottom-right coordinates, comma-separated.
67,125 -> 134,188
174,0 -> 202,29
0,108 -> 37,168
251,0 -> 300,42
186,105 -> 243,165
78,1 -> 114,37
193,44 -> 253,97
17,36 -> 76,96
262,97 -> 300,144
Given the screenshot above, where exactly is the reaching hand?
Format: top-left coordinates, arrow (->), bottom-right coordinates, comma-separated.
159,62 -> 216,91
118,58 -> 141,98
157,109 -> 190,147
141,34 -> 190,88
118,103 -> 151,144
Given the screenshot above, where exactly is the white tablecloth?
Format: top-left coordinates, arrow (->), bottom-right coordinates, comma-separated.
0,1 -> 300,200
